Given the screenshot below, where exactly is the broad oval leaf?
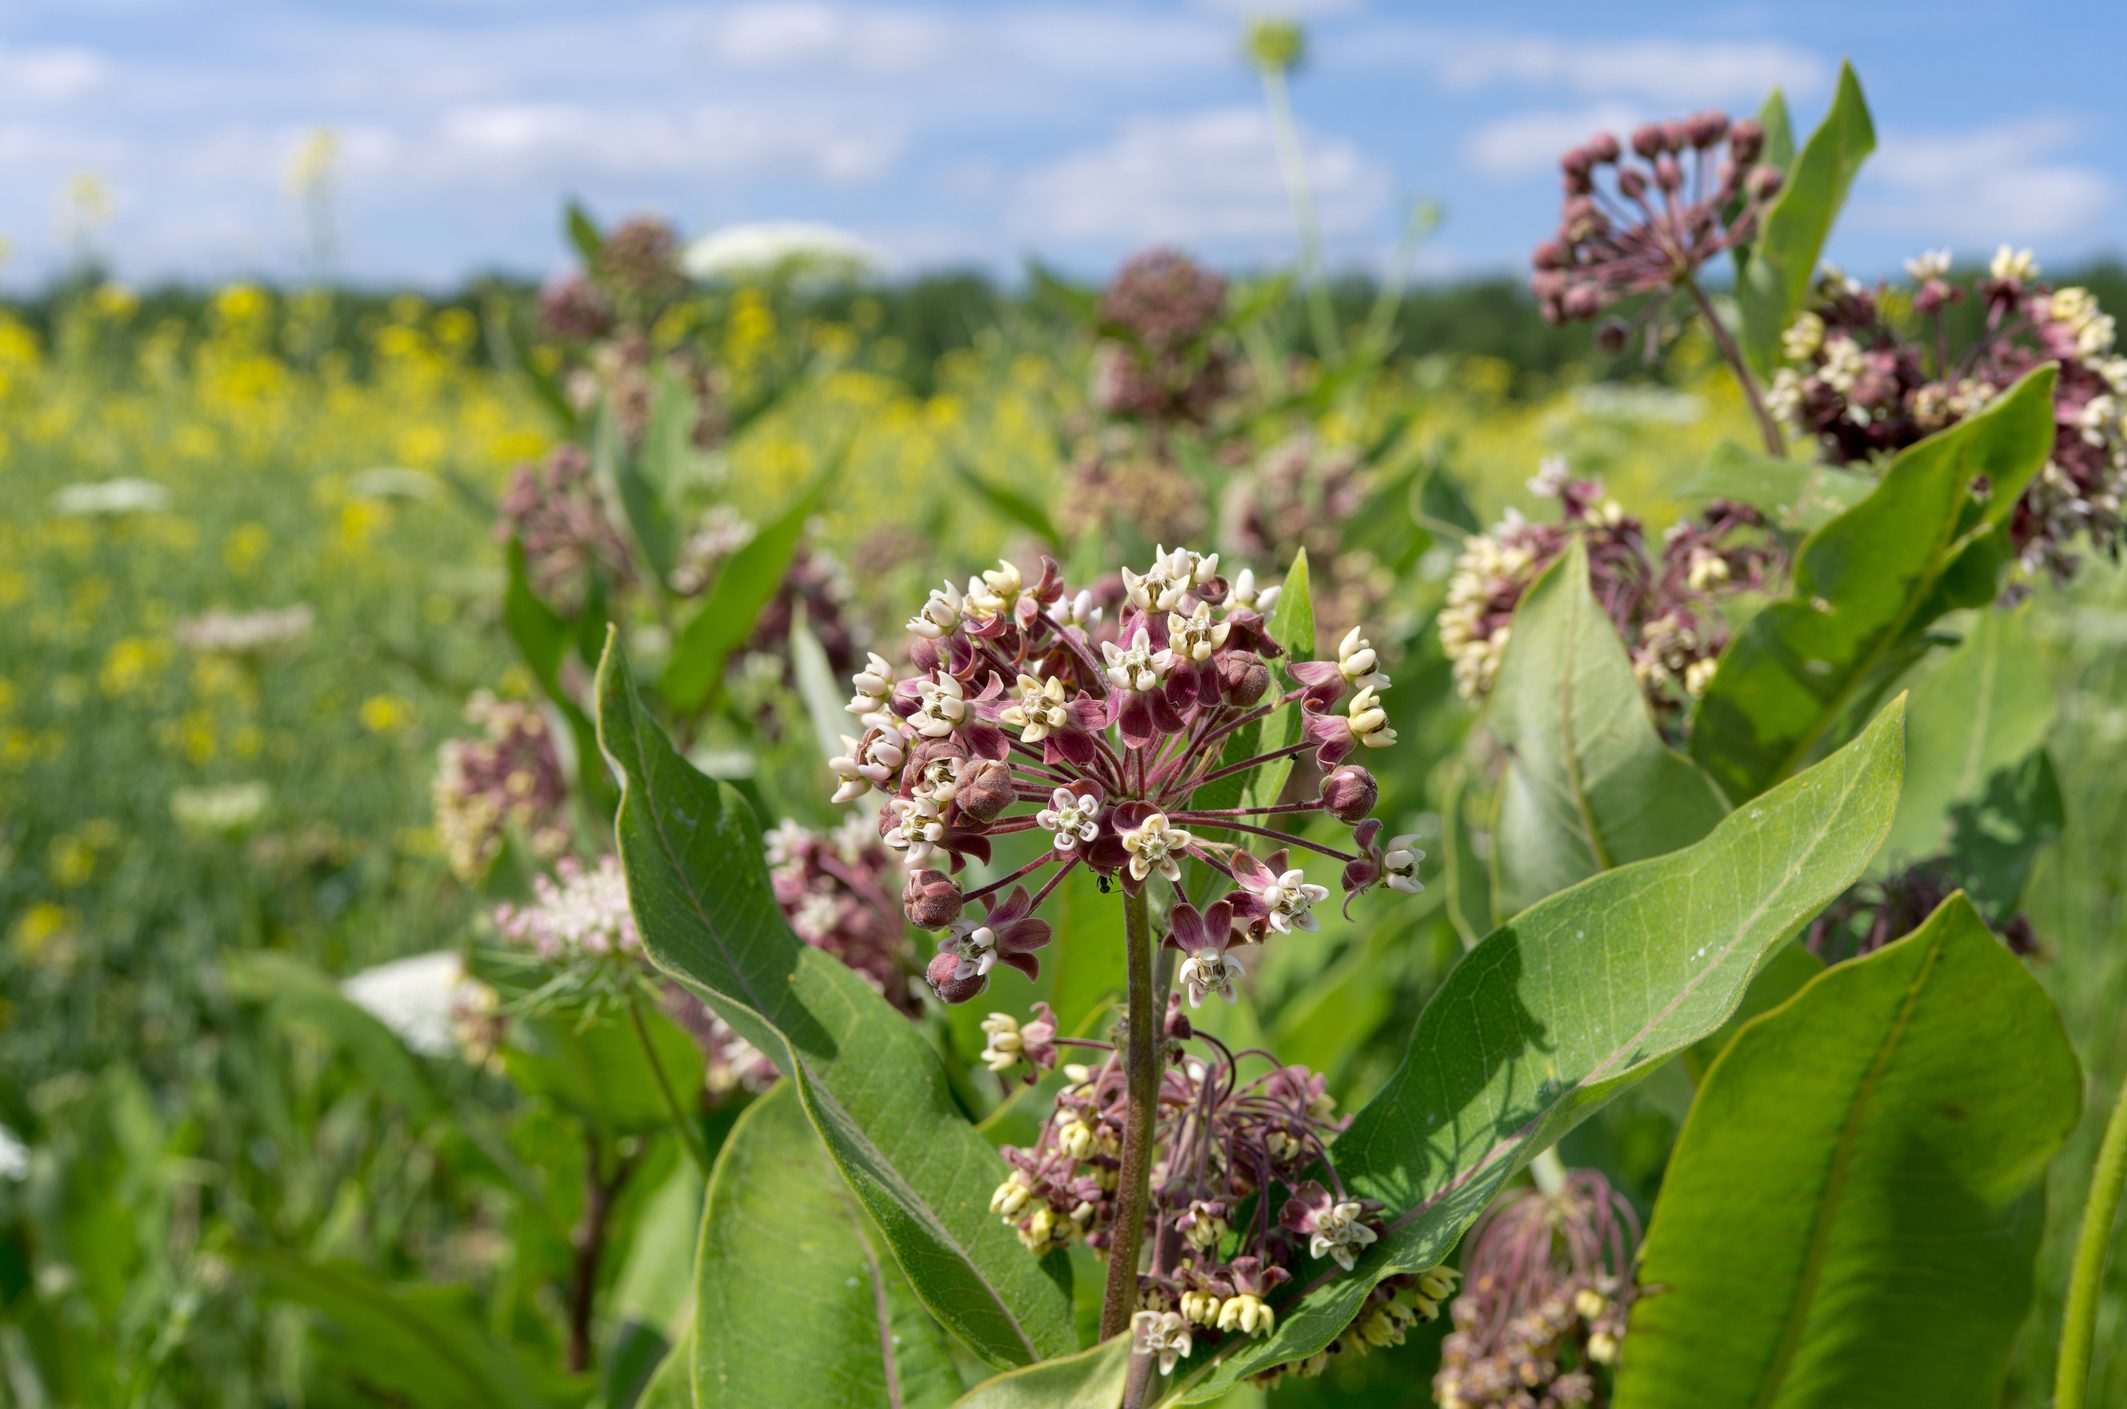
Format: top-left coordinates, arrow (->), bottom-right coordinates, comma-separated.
953,1337 -> 1129,1409
1488,540 -> 1730,915
1689,365 -> 2056,802
1166,698 -> 1907,1400
1615,895 -> 2080,1408
1679,443 -> 1874,533
1736,62 -> 1875,373
697,1084 -> 962,1409
596,640 -> 1078,1367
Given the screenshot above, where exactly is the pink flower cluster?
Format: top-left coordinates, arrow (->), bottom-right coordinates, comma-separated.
825,546 -> 1419,1008
498,443 -> 638,612
1440,462 -> 1783,717
1091,249 -> 1236,427
432,693 -> 572,881
1769,250 -> 2127,583
1532,112 -> 1782,326
764,816 -> 921,1015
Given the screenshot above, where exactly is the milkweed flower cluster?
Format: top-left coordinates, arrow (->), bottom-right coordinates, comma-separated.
1057,427 -> 1209,548
1532,112 -> 1783,326
493,854 -> 641,964
1440,461 -> 1783,715
765,815 -> 921,1015
1768,250 -> 2127,583
1435,1169 -> 1639,1409
824,544 -> 1417,1007
433,693 -> 572,880
982,999 -> 1432,1377
498,443 -> 638,611
1092,248 -> 1236,427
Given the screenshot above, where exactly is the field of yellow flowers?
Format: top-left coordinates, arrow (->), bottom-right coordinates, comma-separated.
4,263 -> 2124,1407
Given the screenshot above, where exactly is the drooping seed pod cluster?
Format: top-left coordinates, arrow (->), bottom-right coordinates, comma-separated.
1434,1169 -> 1639,1409
1531,111 -> 1784,327
824,544 -> 1421,1008
1768,249 -> 2127,584
763,815 -> 922,1015
432,692 -> 572,881
1439,460 -> 1783,716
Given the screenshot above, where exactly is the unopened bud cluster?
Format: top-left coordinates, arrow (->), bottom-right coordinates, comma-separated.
1434,1169 -> 1639,1409
825,544 -> 1419,1007
1090,249 -> 1236,427
1440,461 -> 1782,716
1769,249 -> 2127,584
1532,112 -> 1783,324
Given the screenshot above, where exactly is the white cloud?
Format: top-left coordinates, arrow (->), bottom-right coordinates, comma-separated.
1014,106 -> 1390,249
1189,0 -> 1365,18
1463,103 -> 1646,179
1328,27 -> 1827,106
0,42 -> 110,102
704,2 -> 954,76
1857,118 -> 2114,248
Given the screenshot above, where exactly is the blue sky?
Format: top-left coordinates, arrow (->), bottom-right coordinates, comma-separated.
1,0 -> 2122,289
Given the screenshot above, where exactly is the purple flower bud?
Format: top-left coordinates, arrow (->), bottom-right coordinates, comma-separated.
904,868 -> 964,928
1630,124 -> 1664,159
1746,165 -> 1783,202
1728,118 -> 1764,164
1586,132 -> 1621,164
1164,991 -> 1194,1040
1563,284 -> 1603,320
1594,319 -> 1630,355
1686,110 -> 1729,149
1616,166 -> 1648,201
956,757 -> 1016,825
1531,239 -> 1566,271
926,950 -> 986,1004
1218,650 -> 1272,707
1321,765 -> 1379,823
1654,155 -> 1683,193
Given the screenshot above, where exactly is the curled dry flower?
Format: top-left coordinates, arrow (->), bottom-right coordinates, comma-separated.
1769,251 -> 2127,584
824,542 -> 1408,1005
1439,461 -> 1783,719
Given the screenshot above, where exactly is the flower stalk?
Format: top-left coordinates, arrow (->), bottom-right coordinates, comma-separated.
1102,885 -> 1162,1340
2057,1075 -> 2127,1409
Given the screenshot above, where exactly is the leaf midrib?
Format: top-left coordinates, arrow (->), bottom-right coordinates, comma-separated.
1747,926 -> 1945,1407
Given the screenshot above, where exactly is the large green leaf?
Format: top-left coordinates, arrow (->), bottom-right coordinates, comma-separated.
1882,607 -> 2059,916
222,950 -> 440,1118
1488,541 -> 1729,915
697,1085 -> 962,1409
1689,366 -> 2056,802
234,1244 -> 577,1409
660,465 -> 834,712
1165,699 -> 1907,1400
1736,62 -> 1876,373
596,642 -> 1078,1367
1679,443 -> 1874,533
1615,896 -> 2080,1408
954,1337 -> 1130,1409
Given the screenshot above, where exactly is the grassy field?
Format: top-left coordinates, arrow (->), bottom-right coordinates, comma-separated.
2,281 -> 2121,1404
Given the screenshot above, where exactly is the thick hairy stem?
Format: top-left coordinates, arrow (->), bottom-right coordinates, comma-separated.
1102,886 -> 1162,1342
1683,274 -> 1785,457
2057,1076 -> 2127,1409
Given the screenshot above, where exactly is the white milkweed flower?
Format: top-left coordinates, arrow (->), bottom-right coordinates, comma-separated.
342,951 -> 486,1059
845,652 -> 897,729
1335,624 -> 1389,691
1119,812 -> 1192,882
979,1012 -> 1024,1072
1229,568 -> 1280,614
1178,941 -> 1244,1007
1905,248 -> 1952,282
999,673 -> 1069,743
1261,869 -> 1331,934
1035,787 -> 1100,851
1133,1310 -> 1195,1376
1102,628 -> 1174,693
912,671 -> 967,737
1308,1199 -> 1379,1270
1382,835 -> 1425,894
1347,686 -> 1396,749
1167,602 -> 1230,663
1990,245 -> 2039,283
908,580 -> 963,639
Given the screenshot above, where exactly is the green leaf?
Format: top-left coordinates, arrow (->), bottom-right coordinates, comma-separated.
791,610 -> 857,770
590,400 -> 678,584
953,1337 -> 1129,1409
599,1154 -> 706,1409
953,455 -> 1063,549
504,539 -> 610,807
567,200 -> 604,266
233,1244 -> 575,1409
222,951 -> 441,1119
1884,608 -> 2056,881
500,1002 -> 706,1136
1615,895 -> 2080,1408
1487,541 -> 1730,915
1678,940 -> 1822,1082
596,642 -> 1078,1367
1441,774 -> 1494,949
1736,62 -> 1876,372
1416,465 -> 1482,540
696,1085 -> 962,1409
1166,699 -> 1907,1400
1942,747 -> 2062,926
1184,550 -> 1314,905
661,463 -> 835,712
1689,366 -> 2057,802
1758,88 -> 1797,175
1680,442 -> 1875,532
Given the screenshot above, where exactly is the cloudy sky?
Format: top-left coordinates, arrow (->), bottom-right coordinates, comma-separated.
1,0 -> 2121,288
